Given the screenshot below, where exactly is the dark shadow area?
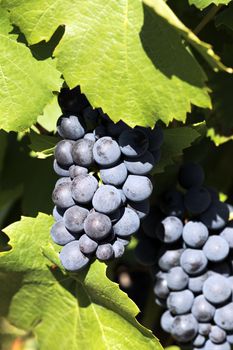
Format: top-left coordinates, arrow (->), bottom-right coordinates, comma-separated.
140,3 -> 205,88
12,25 -> 65,60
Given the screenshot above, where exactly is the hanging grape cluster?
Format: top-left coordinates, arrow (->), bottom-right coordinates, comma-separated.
136,163 -> 233,350
51,87 -> 163,271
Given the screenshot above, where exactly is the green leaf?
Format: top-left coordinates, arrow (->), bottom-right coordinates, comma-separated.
29,130 -> 59,159
2,0 -> 228,127
0,214 -> 163,350
216,2 -> 233,31
0,10 -> 62,132
207,127 -> 233,145
188,0 -> 231,10
37,95 -> 61,133
153,125 -> 203,174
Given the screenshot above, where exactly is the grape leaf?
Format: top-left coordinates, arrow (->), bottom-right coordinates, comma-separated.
153,125 -> 203,174
188,0 -> 232,10
29,130 -> 59,159
207,127 -> 233,145
0,9 -> 62,132
37,95 -> 61,133
215,2 -> 233,31
1,0 -> 228,127
0,214 -> 163,350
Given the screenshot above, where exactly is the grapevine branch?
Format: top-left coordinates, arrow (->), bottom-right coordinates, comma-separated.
194,4 -> 223,35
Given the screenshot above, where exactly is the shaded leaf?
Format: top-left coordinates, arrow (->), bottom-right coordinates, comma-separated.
216,2 -> 233,31
29,130 -> 59,159
153,125 -> 203,174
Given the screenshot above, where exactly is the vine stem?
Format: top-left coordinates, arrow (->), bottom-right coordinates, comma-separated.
193,4 -> 223,35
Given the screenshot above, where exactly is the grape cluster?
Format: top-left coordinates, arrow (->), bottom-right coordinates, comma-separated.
51,87 -> 163,271
136,163 -> 233,350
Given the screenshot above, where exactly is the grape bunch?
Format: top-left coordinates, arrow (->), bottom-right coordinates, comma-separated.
136,163 -> 233,350
51,87 -> 163,271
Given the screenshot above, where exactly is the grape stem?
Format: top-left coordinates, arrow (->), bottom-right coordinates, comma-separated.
193,4 -> 223,35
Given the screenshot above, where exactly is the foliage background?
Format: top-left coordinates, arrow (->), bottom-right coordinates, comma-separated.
0,0 -> 233,349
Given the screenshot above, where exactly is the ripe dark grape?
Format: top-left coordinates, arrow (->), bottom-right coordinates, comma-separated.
71,174 -> 98,204
52,182 -> 75,209
72,139 -> 94,167
123,175 -> 153,202
118,129 -> 149,157
178,162 -> 205,189
63,205 -> 89,233
53,159 -> 70,177
184,186 -> 211,215
92,185 -> 121,214
79,234 -> 98,254
93,136 -> 121,166
57,115 -> 85,140
96,243 -> 114,261
59,241 -> 89,271
54,140 -> 74,167
100,163 -> 127,186
124,151 -> 155,175
84,212 -> 112,241
51,221 -> 76,245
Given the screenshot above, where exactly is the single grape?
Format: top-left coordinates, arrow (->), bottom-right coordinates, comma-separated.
119,129 -> 149,157
96,243 -> 114,261
84,132 -> 96,142
92,185 -> 121,214
94,125 -> 106,139
188,272 -> 209,293
203,235 -> 229,262
112,240 -> 125,258
63,205 -> 89,233
184,186 -> 211,215
220,222 -> 233,248
156,216 -> 183,243
52,206 -> 64,221
158,247 -> 184,271
203,275 -> 231,304
200,200 -> 229,230
171,314 -> 198,343
84,212 -> 112,241
209,326 -> 226,344
69,164 -> 88,178
199,323 -> 211,336
160,190 -> 185,218
79,234 -> 98,254
127,199 -> 150,220
124,151 -> 155,175
53,159 -> 70,177
52,182 -> 75,209
108,209 -> 121,223
160,310 -> 174,333
166,266 -> 189,291
71,174 -> 98,204
51,221 -> 76,245
57,115 -> 85,140
93,136 -> 121,166
193,334 -> 205,348
59,241 -> 89,271
72,139 -> 94,167
123,175 -> 153,202
182,221 -> 209,248
205,340 -> 230,350
214,303 -> 233,331
178,163 -> 205,189
54,140 -> 74,167
154,272 -> 170,299
55,177 -> 72,187
180,249 -> 208,275
113,208 -> 140,237
117,236 -> 131,247
100,163 -> 127,186
167,290 -> 194,315
191,295 -> 215,322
